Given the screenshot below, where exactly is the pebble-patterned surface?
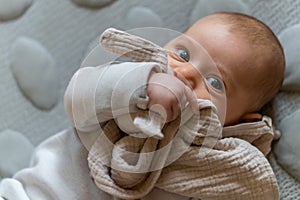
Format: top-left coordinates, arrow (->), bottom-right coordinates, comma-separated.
279,24 -> 300,92
0,129 -> 34,178
0,0 -> 32,21
72,0 -> 116,8
125,6 -> 163,29
189,0 -> 249,25
11,37 -> 59,110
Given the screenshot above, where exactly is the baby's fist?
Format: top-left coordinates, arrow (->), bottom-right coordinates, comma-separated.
147,72 -> 197,122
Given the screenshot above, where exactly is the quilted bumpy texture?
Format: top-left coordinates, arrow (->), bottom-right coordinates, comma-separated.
250,0 -> 300,199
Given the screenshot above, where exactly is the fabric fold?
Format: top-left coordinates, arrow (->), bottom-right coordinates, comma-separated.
100,28 -> 168,71
88,100 -> 221,199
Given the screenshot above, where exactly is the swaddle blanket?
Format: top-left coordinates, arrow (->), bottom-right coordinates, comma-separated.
87,28 -> 280,199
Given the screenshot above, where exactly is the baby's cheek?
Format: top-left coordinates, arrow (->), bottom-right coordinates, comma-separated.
198,86 -> 226,125
193,80 -> 211,100
213,94 -> 226,125
194,89 -> 211,100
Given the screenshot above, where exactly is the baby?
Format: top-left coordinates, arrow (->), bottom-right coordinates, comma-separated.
64,12 -> 284,199
0,12 -> 284,200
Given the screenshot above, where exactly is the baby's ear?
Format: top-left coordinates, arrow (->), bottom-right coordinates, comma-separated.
240,113 -> 263,123
278,24 -> 300,91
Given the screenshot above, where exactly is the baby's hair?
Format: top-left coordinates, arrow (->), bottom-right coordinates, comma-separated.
208,12 -> 285,111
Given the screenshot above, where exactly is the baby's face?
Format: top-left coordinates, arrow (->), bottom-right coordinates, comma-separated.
165,17 -> 260,126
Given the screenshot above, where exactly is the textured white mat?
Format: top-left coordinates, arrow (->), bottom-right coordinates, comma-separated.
0,0 -> 196,146
0,0 -> 300,199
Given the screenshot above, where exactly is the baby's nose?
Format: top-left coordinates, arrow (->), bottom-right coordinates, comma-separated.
172,63 -> 198,80
172,66 -> 198,89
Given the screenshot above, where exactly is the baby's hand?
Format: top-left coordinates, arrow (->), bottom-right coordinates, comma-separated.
147,72 -> 198,122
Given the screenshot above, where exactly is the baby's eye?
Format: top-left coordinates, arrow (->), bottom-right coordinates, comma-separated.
206,77 -> 223,90
177,49 -> 190,62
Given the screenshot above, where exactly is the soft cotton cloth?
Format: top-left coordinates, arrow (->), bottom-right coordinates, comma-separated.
88,100 -> 280,200
70,28 -> 280,199
0,129 -> 116,200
